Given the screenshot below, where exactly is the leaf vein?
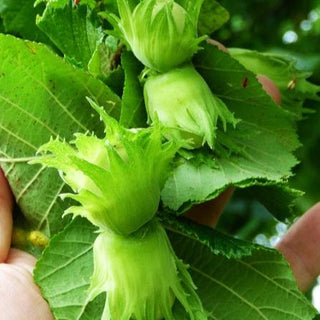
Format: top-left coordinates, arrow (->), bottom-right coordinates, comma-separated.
38,245 -> 93,281
238,259 -> 305,303
37,181 -> 66,235
191,266 -> 269,320
0,94 -> 59,137
12,59 -> 89,132
0,124 -> 38,150
16,166 -> 46,202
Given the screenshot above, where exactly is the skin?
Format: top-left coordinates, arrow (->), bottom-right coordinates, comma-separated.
0,169 -> 54,320
206,39 -> 229,52
185,187 -> 235,227
276,203 -> 320,292
256,74 -> 282,105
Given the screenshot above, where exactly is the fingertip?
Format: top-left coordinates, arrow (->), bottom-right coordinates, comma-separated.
0,168 -> 13,262
207,39 -> 229,53
313,201 -> 320,211
256,74 -> 282,105
276,203 -> 320,292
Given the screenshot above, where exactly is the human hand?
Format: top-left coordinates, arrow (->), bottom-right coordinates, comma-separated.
0,169 -> 53,320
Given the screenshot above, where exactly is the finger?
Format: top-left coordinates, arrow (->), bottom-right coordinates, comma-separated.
185,187 -> 235,228
276,202 -> 320,292
0,168 -> 13,262
0,251 -> 54,320
256,74 -> 282,105
207,39 -> 229,53
5,248 -> 37,275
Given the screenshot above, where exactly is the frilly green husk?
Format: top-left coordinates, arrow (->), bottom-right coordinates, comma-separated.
32,101 -> 177,235
89,219 -> 208,320
108,0 -> 206,72
144,64 -> 238,149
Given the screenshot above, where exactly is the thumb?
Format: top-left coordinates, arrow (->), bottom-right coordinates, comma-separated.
0,169 -> 13,262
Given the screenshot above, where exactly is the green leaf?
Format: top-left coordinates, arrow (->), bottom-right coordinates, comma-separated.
161,214 -> 257,259
36,0 -> 104,68
119,51 -> 147,128
291,103 -> 320,212
104,66 -> 125,98
0,34 -> 121,236
161,44 -> 301,219
79,293 -> 106,320
0,0 -> 52,44
35,217 -> 316,320
229,48 -> 320,119
198,1 -> 230,35
88,35 -> 120,80
34,218 -> 101,320
169,228 -> 316,319
89,35 -> 125,95
241,184 -> 304,222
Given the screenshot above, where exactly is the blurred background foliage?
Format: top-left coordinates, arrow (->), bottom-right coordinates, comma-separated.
219,0 -> 320,81
212,0 -> 320,246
